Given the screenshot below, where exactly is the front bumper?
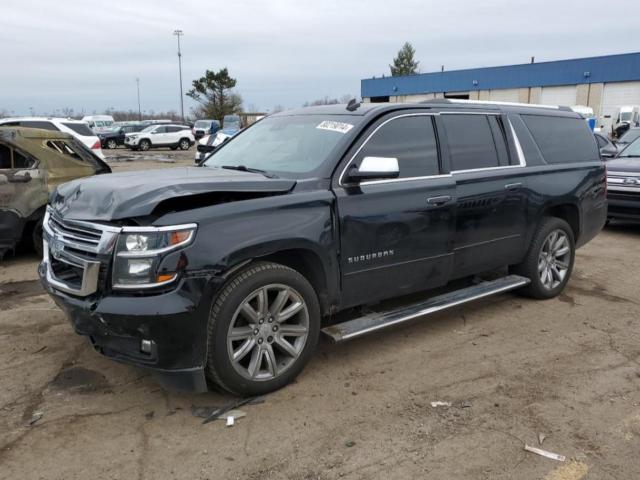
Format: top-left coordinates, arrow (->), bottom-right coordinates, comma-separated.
607,192 -> 640,221
40,269 -> 219,392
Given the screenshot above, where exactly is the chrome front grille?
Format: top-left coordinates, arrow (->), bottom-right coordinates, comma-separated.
42,208 -> 121,296
607,171 -> 640,193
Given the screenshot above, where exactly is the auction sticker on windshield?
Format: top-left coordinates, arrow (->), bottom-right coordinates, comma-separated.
316,121 -> 354,134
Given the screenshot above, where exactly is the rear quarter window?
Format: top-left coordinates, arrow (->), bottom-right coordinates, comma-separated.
20,121 -> 59,131
521,115 -> 599,164
62,122 -> 95,136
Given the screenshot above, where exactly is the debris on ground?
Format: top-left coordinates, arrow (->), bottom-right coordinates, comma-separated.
430,401 -> 452,408
26,412 -> 43,426
191,405 -> 219,419
199,396 -> 265,425
145,411 -> 155,420
524,444 -> 566,462
226,416 -> 235,427
460,400 -> 472,409
345,441 -> 356,448
538,433 -> 547,445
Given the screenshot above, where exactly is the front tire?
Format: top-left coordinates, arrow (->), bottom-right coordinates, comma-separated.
512,217 -> 575,299
106,139 -> 118,149
206,262 -> 320,396
139,139 -> 151,151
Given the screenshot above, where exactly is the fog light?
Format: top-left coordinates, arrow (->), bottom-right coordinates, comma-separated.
140,339 -> 153,354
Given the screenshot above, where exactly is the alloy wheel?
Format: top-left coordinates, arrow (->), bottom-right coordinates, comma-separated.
538,229 -> 571,290
227,284 -> 309,381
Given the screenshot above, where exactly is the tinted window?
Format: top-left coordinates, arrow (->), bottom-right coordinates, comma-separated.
154,126 -> 167,133
21,121 -> 58,131
62,122 -> 94,136
167,126 -> 183,133
594,134 -> 608,148
522,115 -> 599,164
442,114 -> 500,171
356,115 -> 439,178
0,144 -> 10,168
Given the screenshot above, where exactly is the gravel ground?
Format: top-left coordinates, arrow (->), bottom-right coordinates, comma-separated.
1,149 -> 639,479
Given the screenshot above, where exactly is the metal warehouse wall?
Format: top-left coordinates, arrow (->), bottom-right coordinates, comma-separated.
361,52 -> 640,98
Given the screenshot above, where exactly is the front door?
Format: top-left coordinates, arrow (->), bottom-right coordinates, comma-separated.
334,113 -> 457,309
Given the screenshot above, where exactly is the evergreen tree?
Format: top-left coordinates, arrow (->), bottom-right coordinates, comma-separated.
390,42 -> 419,76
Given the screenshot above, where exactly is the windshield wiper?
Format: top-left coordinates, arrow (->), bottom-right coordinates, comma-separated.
220,165 -> 278,178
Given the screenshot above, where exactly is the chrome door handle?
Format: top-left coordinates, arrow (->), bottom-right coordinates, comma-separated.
427,195 -> 452,206
504,182 -> 523,190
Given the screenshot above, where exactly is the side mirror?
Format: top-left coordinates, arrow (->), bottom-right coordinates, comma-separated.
347,156 -> 399,182
600,146 -> 617,158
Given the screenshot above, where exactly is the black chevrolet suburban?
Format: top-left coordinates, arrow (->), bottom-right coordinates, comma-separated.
39,100 -> 607,395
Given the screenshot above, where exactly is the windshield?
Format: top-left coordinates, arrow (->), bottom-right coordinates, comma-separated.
619,138 -> 640,158
620,112 -> 633,122
203,115 -> 359,177
223,115 -> 241,129
194,120 -> 210,128
618,128 -> 640,144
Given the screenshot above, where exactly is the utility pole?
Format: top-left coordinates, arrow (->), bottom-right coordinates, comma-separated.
136,78 -> 142,121
173,29 -> 185,122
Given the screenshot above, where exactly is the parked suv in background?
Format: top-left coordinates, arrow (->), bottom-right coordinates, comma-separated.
99,123 -> 146,149
40,100 -> 606,396
0,117 -> 104,159
124,124 -> 194,151
606,137 -> 640,222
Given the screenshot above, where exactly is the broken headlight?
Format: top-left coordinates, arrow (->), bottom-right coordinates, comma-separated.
112,224 -> 197,289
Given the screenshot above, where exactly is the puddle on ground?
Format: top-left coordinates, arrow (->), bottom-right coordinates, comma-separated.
50,366 -> 112,394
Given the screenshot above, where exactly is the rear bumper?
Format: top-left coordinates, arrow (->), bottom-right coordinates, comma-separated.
40,269 -> 224,392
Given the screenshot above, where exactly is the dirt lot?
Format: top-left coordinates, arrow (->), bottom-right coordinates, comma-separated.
1,149 -> 640,479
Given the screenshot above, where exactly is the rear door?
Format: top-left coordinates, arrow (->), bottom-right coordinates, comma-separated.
0,141 -> 45,219
334,112 -> 457,308
439,112 -> 528,278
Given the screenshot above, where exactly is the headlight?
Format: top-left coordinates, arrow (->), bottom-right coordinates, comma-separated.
112,224 -> 197,289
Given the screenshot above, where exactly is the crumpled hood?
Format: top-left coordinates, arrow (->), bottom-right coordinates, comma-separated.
50,166 -> 296,221
607,157 -> 640,174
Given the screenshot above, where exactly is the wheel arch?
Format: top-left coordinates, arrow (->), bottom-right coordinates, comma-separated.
221,246 -> 334,316
541,203 -> 580,242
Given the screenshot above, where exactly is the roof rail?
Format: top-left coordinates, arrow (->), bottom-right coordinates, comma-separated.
420,98 -> 572,111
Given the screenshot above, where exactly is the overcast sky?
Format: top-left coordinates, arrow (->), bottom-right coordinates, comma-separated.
1,0 -> 639,116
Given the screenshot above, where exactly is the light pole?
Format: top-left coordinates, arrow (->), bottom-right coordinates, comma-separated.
173,29 -> 185,122
136,78 -> 142,121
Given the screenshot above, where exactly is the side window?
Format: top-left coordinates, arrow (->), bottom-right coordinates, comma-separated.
441,114 -> 500,171
167,126 -> 181,133
20,121 -> 59,131
0,144 -> 11,169
356,115 -> 440,178
594,135 -> 607,148
521,115 -> 600,164
13,150 -> 36,168
154,126 -> 167,133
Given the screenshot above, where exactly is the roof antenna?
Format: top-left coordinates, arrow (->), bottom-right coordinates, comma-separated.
346,98 -> 361,112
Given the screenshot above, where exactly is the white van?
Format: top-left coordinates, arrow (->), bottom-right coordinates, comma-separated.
82,115 -> 115,134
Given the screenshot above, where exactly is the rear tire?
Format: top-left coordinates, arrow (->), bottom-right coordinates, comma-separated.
139,139 -> 151,151
512,217 -> 575,299
179,138 -> 191,150
206,261 -> 320,396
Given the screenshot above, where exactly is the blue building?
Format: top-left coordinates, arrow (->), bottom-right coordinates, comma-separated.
361,52 -> 640,132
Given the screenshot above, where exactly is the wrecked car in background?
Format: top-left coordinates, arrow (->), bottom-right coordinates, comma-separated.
0,127 -> 110,258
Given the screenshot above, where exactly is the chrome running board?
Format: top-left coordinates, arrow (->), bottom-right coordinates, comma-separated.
322,275 -> 530,343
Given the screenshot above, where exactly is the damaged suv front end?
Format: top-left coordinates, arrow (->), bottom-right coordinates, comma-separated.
40,207 -> 215,390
